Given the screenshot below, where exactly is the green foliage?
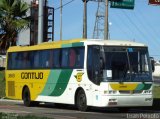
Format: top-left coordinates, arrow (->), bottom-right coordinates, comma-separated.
0,0 -> 30,50
0,71 -> 5,98
153,85 -> 160,99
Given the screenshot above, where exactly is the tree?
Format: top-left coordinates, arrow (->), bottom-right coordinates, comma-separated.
0,0 -> 30,52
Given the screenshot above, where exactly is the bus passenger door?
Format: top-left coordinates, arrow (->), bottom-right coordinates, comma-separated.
87,46 -> 102,106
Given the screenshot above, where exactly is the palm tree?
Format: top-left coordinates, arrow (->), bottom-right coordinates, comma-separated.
0,0 -> 30,52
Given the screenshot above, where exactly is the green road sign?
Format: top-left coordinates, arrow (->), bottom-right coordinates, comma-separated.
110,0 -> 135,9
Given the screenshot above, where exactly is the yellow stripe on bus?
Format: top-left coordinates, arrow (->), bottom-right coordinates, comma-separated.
110,83 -> 138,90
7,39 -> 84,52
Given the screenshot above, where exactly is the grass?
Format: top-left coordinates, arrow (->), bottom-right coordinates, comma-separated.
153,85 -> 160,99
0,71 -> 5,98
153,85 -> 160,109
0,113 -> 52,119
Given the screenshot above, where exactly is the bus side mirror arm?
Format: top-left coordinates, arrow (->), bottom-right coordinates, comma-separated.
151,61 -> 155,72
150,57 -> 155,72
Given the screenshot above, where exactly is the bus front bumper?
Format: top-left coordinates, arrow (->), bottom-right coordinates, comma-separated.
94,94 -> 153,107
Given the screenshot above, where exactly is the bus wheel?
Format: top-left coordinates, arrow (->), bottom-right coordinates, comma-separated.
32,101 -> 39,106
22,87 -> 32,107
76,89 -> 88,111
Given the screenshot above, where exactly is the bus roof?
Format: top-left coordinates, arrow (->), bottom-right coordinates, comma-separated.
7,39 -> 84,52
7,39 -> 147,52
85,39 -> 147,47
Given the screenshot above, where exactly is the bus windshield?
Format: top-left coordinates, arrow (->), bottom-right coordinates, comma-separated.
102,46 -> 152,82
87,46 -> 152,83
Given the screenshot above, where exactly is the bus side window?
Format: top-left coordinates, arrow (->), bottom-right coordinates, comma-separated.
62,48 -> 69,68
87,47 -> 94,83
33,51 -> 40,68
8,53 -> 17,70
53,49 -> 61,68
40,50 -> 50,68
87,46 -> 101,85
69,49 -> 76,68
23,52 -> 30,69
16,53 -> 23,69
7,53 -> 12,69
75,47 -> 84,68
49,50 -> 53,68
93,46 -> 101,84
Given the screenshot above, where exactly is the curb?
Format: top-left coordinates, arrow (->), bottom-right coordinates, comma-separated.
0,99 -> 23,103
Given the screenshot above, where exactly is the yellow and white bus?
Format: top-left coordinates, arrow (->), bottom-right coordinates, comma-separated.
6,39 -> 153,111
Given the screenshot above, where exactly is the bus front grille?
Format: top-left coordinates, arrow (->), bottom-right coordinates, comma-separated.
8,81 -> 15,96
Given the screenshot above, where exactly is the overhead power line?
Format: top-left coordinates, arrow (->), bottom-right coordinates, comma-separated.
137,8 -> 160,40
55,0 -> 77,10
132,12 -> 160,45
121,10 -> 160,53
111,10 -> 139,40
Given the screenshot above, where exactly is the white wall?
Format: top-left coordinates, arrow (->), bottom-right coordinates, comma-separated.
17,0 -> 32,45
18,29 -> 30,45
153,65 -> 160,78
0,55 -> 6,67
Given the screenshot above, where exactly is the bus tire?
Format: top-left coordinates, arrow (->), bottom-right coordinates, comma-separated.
22,87 -> 33,107
32,101 -> 39,106
76,89 -> 88,111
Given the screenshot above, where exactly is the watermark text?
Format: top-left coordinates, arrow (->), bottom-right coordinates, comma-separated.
127,113 -> 160,119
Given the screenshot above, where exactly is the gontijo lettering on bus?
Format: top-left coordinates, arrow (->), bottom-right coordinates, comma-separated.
21,72 -> 43,79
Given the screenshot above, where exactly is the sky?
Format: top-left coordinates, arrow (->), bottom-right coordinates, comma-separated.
48,0 -> 160,60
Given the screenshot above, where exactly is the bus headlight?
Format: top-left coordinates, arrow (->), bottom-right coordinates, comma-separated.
105,90 -> 117,94
111,90 -> 117,94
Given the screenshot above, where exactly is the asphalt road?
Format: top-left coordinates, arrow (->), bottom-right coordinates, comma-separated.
0,99 -> 160,119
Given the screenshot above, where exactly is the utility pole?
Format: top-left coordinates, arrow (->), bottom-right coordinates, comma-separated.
82,0 -> 88,39
104,0 -> 109,40
92,0 -> 109,40
60,0 -> 62,40
92,1 -> 105,39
